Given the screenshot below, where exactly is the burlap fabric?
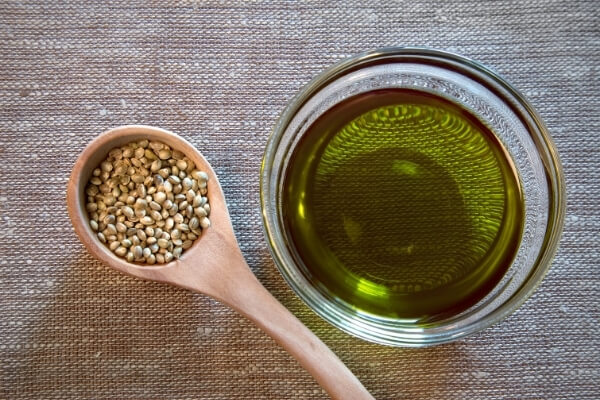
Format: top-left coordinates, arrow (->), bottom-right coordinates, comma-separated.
1,1 -> 598,398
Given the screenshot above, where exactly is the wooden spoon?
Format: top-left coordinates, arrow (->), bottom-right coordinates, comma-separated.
66,125 -> 374,400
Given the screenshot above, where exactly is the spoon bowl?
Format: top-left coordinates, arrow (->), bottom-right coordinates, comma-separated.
66,125 -> 374,400
66,124 -> 231,286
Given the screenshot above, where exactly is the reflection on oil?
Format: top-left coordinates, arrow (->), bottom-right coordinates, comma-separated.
283,89 -> 524,320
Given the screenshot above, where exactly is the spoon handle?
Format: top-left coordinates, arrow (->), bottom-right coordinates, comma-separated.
185,251 -> 374,400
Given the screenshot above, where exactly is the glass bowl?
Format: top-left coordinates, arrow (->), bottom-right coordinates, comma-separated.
260,48 -> 565,346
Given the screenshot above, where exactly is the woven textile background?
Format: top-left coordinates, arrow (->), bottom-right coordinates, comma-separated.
1,1 -> 598,399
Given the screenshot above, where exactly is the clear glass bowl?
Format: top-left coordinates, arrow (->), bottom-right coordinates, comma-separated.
260,48 -> 565,346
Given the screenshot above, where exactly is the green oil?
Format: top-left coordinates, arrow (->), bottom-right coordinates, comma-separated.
282,89 -> 524,320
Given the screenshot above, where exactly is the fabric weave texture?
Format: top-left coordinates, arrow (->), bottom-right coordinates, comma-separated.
1,1 -> 598,398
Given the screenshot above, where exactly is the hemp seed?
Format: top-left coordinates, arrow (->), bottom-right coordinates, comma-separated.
85,140 -> 211,264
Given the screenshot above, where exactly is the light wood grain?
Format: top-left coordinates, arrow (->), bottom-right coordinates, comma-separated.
66,125 -> 374,400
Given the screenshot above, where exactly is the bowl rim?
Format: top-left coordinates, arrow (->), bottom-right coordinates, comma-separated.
260,47 -> 566,346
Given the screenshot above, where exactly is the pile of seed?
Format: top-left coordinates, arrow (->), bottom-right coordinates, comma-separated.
85,140 -> 211,264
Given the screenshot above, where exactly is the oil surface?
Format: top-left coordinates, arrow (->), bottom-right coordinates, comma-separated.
282,89 -> 524,320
